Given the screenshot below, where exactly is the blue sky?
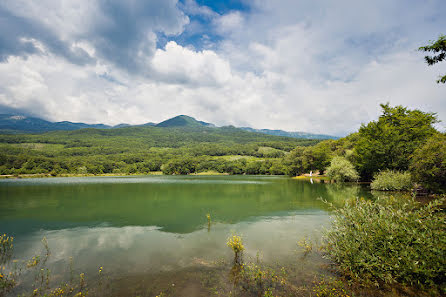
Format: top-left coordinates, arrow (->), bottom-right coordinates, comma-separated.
0,0 -> 445,136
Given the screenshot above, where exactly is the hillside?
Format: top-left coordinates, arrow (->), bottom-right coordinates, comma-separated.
0,114 -> 337,139
0,114 -> 111,133
156,115 -> 214,128
0,124 -> 320,176
240,127 -> 338,140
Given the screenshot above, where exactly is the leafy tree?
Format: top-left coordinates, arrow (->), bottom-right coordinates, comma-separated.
419,34 -> 446,83
310,140 -> 335,173
282,147 -> 308,176
326,156 -> 359,182
410,133 -> 446,193
354,104 -> 438,180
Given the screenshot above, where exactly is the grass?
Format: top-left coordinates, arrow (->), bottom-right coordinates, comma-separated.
322,195 -> 445,294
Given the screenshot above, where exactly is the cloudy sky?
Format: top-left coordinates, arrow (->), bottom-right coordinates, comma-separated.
0,0 -> 445,136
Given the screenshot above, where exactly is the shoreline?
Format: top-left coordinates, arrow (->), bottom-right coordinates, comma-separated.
0,172 -> 164,179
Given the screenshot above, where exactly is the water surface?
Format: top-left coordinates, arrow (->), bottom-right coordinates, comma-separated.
0,175 -> 372,296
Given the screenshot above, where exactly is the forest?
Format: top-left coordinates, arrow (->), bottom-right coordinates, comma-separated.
0,104 -> 444,192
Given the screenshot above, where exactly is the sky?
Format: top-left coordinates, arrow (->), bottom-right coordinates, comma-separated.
0,0 -> 445,136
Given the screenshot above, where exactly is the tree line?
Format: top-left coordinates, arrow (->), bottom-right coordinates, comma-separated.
0,104 -> 444,192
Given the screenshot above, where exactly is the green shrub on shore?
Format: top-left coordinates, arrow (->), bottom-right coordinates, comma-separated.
370,170 -> 412,191
322,196 -> 446,293
326,156 -> 359,182
410,133 -> 446,193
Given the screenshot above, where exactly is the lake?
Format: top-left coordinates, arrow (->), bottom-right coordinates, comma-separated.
0,175 -> 374,296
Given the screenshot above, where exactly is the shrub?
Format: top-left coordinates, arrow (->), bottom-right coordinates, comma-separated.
410,133 -> 446,193
322,196 -> 445,293
370,170 -> 412,191
326,156 -> 359,182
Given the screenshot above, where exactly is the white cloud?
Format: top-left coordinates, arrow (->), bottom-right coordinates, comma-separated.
0,0 -> 445,135
152,41 -> 232,86
214,11 -> 244,34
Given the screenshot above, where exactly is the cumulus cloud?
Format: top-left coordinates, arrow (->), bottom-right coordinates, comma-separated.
152,41 -> 232,86
0,0 -> 445,135
0,0 -> 189,71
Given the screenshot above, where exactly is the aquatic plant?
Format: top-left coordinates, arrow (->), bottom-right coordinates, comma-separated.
322,195 -> 445,293
227,235 -> 245,264
0,234 -> 96,297
312,278 -> 351,297
235,262 -> 288,297
0,234 -> 13,264
297,237 -> 313,255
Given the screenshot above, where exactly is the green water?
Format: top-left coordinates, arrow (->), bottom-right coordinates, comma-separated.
0,175 -> 373,296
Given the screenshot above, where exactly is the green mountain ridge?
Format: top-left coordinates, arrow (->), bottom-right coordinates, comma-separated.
156,115 -> 214,128
0,113 -> 337,139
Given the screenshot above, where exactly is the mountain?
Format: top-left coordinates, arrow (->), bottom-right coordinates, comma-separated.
240,127 -> 338,140
0,114 -> 111,133
0,114 -> 337,139
156,115 -> 214,128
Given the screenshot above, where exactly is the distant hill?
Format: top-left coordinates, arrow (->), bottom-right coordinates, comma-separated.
0,114 -> 111,133
240,127 -> 338,140
156,115 -> 214,128
0,114 -> 337,139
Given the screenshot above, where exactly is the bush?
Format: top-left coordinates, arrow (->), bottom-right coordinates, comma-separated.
326,156 -> 359,182
322,196 -> 445,293
410,133 -> 446,193
370,170 -> 412,191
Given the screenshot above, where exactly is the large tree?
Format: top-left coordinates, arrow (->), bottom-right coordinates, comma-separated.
410,133 -> 446,193
354,103 -> 438,180
419,34 -> 446,83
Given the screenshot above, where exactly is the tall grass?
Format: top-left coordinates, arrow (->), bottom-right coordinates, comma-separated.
322,195 -> 445,294
371,170 -> 412,191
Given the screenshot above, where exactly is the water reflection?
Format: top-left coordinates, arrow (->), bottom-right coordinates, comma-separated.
0,176 -> 372,235
14,214 -> 329,280
0,176 -> 375,295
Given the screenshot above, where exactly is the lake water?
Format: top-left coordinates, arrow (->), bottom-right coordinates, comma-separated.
0,175 -> 374,296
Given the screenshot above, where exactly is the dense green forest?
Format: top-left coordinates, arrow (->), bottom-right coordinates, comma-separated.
0,104 -> 444,192
0,125 -> 319,176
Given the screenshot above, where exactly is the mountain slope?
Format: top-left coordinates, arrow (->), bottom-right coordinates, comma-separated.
0,114 -> 111,133
0,114 -> 337,139
156,115 -> 214,128
240,127 -> 338,140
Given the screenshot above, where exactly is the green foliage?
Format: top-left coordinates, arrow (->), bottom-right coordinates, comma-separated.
355,103 -> 438,180
410,133 -> 446,193
323,196 -> 446,293
419,34 -> 446,83
370,170 -> 412,191
326,156 -> 359,182
282,137 -> 356,177
0,125 -> 316,176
